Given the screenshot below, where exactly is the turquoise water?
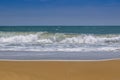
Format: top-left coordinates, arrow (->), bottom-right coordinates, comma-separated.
0,26 -> 120,34
0,26 -> 120,52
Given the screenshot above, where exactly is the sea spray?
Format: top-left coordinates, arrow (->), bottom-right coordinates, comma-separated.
0,32 -> 120,52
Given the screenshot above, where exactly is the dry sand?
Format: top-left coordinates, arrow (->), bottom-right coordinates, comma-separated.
0,60 -> 120,80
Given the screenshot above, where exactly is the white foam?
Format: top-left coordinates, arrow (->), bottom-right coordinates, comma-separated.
0,32 -> 120,52
0,32 -> 120,44
0,34 -> 38,43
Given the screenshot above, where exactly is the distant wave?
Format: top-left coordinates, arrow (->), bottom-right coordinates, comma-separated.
0,32 -> 120,52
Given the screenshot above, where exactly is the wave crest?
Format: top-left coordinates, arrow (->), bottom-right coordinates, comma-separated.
0,32 -> 120,52
0,32 -> 120,44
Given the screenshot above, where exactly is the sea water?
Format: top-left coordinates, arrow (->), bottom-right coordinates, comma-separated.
0,26 -> 120,60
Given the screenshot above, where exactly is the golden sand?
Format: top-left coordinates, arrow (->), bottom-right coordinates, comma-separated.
0,60 -> 120,80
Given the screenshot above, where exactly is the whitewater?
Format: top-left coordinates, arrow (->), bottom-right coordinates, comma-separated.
0,32 -> 120,52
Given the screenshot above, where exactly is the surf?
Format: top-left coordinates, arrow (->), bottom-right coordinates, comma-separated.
0,31 -> 120,52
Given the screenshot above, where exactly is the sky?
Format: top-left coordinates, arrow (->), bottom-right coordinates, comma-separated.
0,0 -> 120,25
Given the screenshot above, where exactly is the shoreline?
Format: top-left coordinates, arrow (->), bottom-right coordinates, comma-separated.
0,58 -> 120,62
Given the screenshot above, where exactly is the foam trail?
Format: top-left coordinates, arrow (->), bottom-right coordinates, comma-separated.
0,32 -> 120,52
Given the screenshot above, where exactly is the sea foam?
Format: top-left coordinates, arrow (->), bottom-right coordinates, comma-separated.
0,32 -> 120,52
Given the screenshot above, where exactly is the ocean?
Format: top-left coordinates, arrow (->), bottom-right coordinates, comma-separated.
0,26 -> 120,60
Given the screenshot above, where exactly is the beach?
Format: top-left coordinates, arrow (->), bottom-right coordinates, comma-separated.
0,60 -> 120,80
0,26 -> 120,80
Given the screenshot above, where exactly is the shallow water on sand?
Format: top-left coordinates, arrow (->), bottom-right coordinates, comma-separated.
0,51 -> 120,60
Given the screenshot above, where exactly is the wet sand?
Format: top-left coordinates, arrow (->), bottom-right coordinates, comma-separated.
0,60 -> 120,80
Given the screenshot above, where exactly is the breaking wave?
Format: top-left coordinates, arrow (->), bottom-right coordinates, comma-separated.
0,32 -> 120,52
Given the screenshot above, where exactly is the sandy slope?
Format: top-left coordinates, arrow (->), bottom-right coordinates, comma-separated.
0,60 -> 120,80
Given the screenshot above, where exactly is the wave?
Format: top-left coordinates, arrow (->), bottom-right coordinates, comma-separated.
0,32 -> 120,52
0,32 -> 120,44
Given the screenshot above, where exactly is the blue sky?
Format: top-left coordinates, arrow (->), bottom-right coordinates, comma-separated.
0,0 -> 120,25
